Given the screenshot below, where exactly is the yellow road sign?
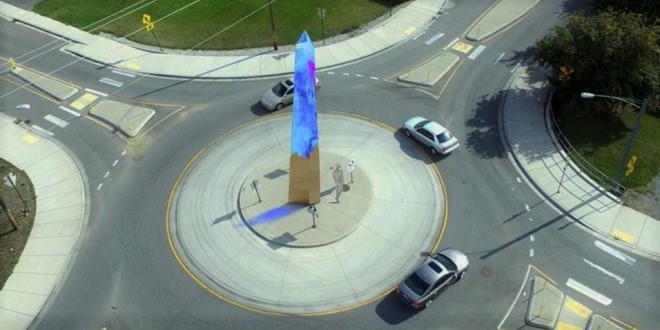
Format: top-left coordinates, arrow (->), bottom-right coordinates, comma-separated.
142,14 -> 151,25
9,57 -> 16,70
146,22 -> 155,32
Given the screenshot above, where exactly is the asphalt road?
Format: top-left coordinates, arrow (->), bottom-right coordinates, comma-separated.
1,0 -> 658,328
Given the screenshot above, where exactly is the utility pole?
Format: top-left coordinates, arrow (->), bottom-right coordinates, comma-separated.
268,1 -> 278,50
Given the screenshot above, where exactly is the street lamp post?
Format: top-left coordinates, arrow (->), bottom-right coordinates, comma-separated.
580,92 -> 650,193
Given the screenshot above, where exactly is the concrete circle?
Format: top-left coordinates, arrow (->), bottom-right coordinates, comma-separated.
168,113 -> 446,314
239,151 -> 373,247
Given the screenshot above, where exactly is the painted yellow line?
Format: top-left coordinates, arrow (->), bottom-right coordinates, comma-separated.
564,297 -> 591,318
404,26 -> 416,35
452,41 -> 474,53
610,315 -> 637,329
438,58 -> 465,97
529,264 -> 557,285
612,229 -> 636,244
165,112 -> 449,316
555,322 -> 582,330
22,134 -> 38,144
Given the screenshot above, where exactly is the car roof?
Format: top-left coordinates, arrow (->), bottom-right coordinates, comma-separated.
423,121 -> 448,135
414,259 -> 448,284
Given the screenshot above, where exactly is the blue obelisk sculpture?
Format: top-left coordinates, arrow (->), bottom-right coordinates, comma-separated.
288,31 -> 320,204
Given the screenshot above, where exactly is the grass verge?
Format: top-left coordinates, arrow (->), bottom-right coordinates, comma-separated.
0,158 -> 36,290
34,0 -> 406,50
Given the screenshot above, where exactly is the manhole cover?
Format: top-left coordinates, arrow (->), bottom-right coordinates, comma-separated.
480,266 -> 492,278
133,154 -> 143,161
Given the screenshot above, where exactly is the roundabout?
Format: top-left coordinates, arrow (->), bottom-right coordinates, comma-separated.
166,113 -> 448,314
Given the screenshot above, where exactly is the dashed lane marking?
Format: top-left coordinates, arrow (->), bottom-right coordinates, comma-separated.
112,160 -> 119,167
112,70 -> 136,78
355,74 -> 363,77
96,183 -> 103,191
516,176 -> 521,183
99,77 -> 124,88
44,114 -> 68,128
493,52 -> 505,65
510,61 -> 522,73
612,229 -> 636,244
22,134 -> 38,144
85,88 -> 108,97
342,73 -> 350,76
525,204 -> 530,212
59,106 -> 81,117
529,249 -> 534,257
583,259 -> 625,284
468,45 -> 486,59
594,240 -> 636,265
424,32 -> 445,45
31,125 -> 54,136
104,171 -> 110,178
370,76 -> 378,80
530,235 -> 535,242
566,278 -> 612,306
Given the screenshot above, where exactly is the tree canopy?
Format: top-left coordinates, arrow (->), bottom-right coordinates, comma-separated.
535,10 -> 659,114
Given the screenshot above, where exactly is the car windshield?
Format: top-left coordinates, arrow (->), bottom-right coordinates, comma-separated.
432,254 -> 457,271
414,120 -> 431,129
437,131 -> 453,143
272,82 -> 287,97
404,273 -> 430,296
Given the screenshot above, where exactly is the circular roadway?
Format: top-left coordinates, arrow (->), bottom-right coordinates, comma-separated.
167,113 -> 446,314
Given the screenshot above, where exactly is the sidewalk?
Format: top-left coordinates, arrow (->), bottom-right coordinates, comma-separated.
500,65 -> 660,260
0,114 -> 87,329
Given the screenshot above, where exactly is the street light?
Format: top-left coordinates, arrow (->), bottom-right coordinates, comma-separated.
580,92 -> 650,193
1,104 -> 30,112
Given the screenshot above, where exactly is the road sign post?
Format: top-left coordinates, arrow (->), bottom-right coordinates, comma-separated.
251,179 -> 262,203
142,14 -> 162,51
4,173 -> 30,216
557,163 -> 569,193
317,8 -> 327,45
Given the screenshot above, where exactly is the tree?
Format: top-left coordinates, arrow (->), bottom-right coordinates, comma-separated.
535,10 -> 659,115
592,0 -> 660,18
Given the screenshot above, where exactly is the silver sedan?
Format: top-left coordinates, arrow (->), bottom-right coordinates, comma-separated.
396,248 -> 469,309
403,116 -> 459,155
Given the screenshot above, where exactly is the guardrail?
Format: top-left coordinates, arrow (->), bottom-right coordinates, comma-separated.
545,91 -> 627,198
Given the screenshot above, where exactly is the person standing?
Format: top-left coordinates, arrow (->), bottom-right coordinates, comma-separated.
333,164 -> 344,203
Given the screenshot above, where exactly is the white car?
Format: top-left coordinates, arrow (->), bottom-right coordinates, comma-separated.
403,116 -> 459,155
260,77 -> 321,111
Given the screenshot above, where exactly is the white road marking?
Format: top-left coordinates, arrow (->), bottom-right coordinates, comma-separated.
530,235 -> 535,242
516,177 -> 521,183
342,73 -> 350,76
529,249 -> 534,257
414,88 -> 440,100
566,278 -> 612,306
497,265 -> 532,329
370,76 -> 379,80
121,150 -> 127,156
59,106 -> 81,117
510,61 -> 521,73
443,37 -> 460,50
31,125 -> 54,136
85,88 -> 108,97
44,114 -> 68,128
493,52 -> 505,64
424,32 -> 445,45
99,77 -> 124,87
112,160 -> 119,167
525,204 -> 530,212
104,171 -> 110,178
583,259 -> 625,284
412,29 -> 427,40
595,240 -> 636,265
468,45 -> 486,60
327,72 -> 335,75
529,218 -> 533,221
96,183 -> 103,191
112,70 -> 136,78
355,74 -> 363,77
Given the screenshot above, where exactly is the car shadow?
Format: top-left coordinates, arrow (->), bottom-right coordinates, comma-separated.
393,129 -> 445,165
249,102 -> 272,116
375,291 -> 420,325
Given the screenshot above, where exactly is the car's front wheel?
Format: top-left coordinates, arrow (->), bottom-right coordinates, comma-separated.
404,129 -> 412,137
430,147 -> 438,155
275,103 -> 284,111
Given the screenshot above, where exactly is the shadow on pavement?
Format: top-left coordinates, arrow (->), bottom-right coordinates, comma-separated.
375,291 -> 419,325
393,130 -> 440,165
465,92 -> 507,159
249,102 -> 273,116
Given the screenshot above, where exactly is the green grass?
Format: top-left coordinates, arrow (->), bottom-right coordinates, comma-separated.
34,0 -> 403,50
555,101 -> 660,189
